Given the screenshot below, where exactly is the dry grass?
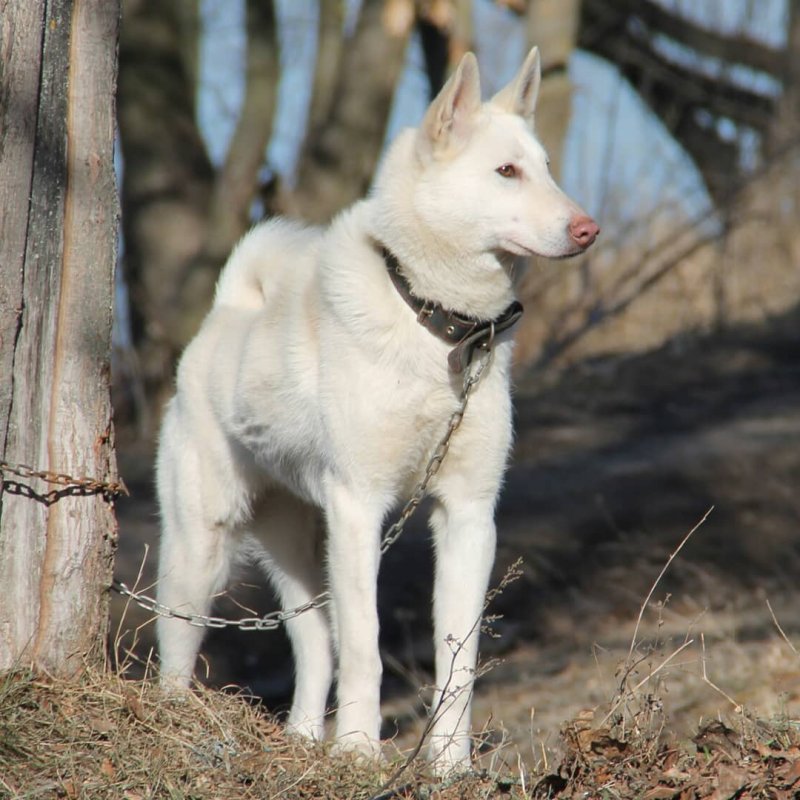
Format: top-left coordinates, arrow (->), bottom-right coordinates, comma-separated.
3,658 -> 800,799
7,519 -> 800,799
0,661 -> 569,800
9,488 -> 800,798
0,666 -> 413,799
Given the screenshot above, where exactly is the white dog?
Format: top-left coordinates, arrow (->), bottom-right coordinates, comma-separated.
156,47 -> 597,772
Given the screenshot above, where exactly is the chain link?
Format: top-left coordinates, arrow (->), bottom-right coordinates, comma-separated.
112,579 -> 330,631
0,459 -> 128,505
113,350 -> 492,631
379,348 -> 490,553
5,352 -> 490,630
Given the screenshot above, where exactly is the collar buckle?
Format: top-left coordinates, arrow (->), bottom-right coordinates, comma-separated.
416,303 -> 434,323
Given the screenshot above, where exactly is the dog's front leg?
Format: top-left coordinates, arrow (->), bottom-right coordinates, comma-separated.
325,479 -> 384,757
428,499 -> 497,773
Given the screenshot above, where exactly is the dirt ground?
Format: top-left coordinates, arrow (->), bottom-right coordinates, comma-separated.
111,301 -> 800,771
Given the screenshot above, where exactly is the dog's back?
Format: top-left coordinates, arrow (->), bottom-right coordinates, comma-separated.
213,218 -> 322,313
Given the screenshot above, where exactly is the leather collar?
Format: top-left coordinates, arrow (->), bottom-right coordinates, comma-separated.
379,245 -> 524,373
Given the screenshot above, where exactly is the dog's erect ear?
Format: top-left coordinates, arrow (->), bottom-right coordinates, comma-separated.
416,51 -> 482,162
491,46 -> 541,126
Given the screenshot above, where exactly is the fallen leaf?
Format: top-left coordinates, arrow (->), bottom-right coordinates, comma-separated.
707,764 -> 750,800
693,721 -> 741,761
785,756 -> 800,785
100,757 -> 115,779
123,688 -> 146,721
644,784 -> 678,799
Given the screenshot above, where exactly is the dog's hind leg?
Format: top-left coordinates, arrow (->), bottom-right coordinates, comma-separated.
155,406 -> 240,689
247,490 -> 332,740
156,501 -> 234,689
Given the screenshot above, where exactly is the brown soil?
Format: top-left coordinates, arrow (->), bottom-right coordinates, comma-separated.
109,302 -> 800,795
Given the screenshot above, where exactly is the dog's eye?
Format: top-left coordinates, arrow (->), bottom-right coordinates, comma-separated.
496,163 -> 518,179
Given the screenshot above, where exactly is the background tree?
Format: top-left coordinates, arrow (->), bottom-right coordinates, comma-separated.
116,0 -> 800,432
578,0 -> 791,204
0,0 -> 121,675
521,0 -> 800,365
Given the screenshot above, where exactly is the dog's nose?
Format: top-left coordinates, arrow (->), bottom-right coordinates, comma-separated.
568,215 -> 599,249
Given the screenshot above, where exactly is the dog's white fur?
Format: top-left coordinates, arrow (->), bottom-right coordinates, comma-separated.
156,48 -> 597,772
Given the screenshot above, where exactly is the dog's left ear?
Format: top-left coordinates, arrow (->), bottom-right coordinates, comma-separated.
491,46 -> 541,126
416,51 -> 482,163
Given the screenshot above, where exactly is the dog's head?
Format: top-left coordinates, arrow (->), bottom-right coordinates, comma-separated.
411,47 -> 598,261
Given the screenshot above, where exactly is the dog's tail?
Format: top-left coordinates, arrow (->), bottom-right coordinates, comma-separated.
213,219 -> 319,311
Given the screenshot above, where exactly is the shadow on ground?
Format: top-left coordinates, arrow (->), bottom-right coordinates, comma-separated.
112,302 -> 800,751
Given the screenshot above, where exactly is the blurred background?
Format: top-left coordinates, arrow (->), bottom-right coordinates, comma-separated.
112,0 -> 800,759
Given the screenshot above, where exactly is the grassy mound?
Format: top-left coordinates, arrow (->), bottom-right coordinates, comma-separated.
2,666 -> 799,799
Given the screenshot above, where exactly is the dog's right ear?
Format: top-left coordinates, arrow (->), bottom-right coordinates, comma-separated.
416,52 -> 482,163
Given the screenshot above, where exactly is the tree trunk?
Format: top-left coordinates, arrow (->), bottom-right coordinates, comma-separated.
287,0 -> 411,223
203,0 -> 278,283
0,0 -> 121,676
117,0 -> 278,431
513,0 -> 582,369
305,0 -> 346,139
524,0 -> 580,178
117,0 -> 214,428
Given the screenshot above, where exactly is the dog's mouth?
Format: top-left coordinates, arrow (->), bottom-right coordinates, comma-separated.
500,238 -> 586,261
545,247 -> 588,261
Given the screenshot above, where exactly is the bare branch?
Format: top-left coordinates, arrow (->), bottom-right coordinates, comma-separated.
581,0 -> 787,78
305,0 -> 346,137
626,507 -> 713,667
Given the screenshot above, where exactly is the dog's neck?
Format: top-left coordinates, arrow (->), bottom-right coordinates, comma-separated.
374,227 -> 516,320
378,244 -> 524,372
369,134 -> 517,320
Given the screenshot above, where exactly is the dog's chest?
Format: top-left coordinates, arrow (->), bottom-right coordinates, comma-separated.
332,363 -> 477,496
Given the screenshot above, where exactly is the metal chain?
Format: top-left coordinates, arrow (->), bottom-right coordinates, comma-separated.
113,349 -> 493,631
379,347 -> 491,553
0,459 -> 128,504
112,579 -> 330,631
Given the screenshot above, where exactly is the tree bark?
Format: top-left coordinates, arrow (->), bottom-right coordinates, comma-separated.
0,0 -> 121,676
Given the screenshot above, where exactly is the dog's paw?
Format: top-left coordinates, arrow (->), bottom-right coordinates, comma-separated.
158,672 -> 193,698
331,731 -> 384,764
286,716 -> 325,741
